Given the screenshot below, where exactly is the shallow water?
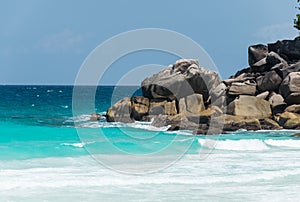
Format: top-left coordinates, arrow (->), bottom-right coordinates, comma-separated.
0,86 -> 299,201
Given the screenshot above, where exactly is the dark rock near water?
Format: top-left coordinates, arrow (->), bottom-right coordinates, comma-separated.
106,97 -> 133,123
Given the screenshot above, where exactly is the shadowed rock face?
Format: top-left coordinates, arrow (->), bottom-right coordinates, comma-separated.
268,39 -> 300,62
141,59 -> 221,102
106,38 -> 300,134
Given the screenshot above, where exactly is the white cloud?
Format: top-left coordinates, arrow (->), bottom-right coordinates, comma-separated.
255,22 -> 298,42
38,29 -> 85,53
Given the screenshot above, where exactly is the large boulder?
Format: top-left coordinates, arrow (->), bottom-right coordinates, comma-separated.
215,114 -> 261,131
285,104 -> 300,114
148,100 -> 177,116
151,114 -> 198,131
179,94 -> 205,116
223,73 -> 255,86
141,59 -> 221,101
266,52 -> 288,68
130,96 -> 149,121
248,44 -> 268,66
106,97 -> 133,123
279,72 -> 300,104
251,57 -> 267,72
260,118 -> 282,130
227,95 -> 272,119
228,80 -> 256,96
284,118 -> 300,129
268,93 -> 286,114
256,71 -> 282,92
268,39 -> 300,62
210,82 -> 227,101
256,91 -> 269,100
277,112 -> 300,127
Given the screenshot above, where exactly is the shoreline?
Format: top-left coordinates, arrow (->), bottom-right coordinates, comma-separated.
106,38 -> 300,134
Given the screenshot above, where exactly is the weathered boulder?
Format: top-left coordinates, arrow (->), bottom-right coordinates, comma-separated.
277,112 -> 300,127
149,100 -> 177,116
260,118 -> 282,130
279,72 -> 300,104
256,71 -> 282,92
251,57 -> 267,72
141,59 -> 221,101
223,73 -> 255,86
278,62 -> 300,78
256,91 -> 269,100
268,39 -> 300,62
284,118 -> 300,129
248,44 -> 268,66
268,93 -> 286,114
130,96 -> 149,121
266,52 -> 288,68
106,97 -> 133,123
211,96 -> 227,109
285,104 -> 300,114
215,114 -> 261,131
179,94 -> 205,116
210,82 -> 227,101
151,114 -> 198,131
198,106 -> 223,123
227,95 -> 272,119
228,80 -> 256,96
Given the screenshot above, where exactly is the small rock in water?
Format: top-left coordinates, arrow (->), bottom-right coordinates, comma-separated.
291,133 -> 300,137
90,113 -> 105,121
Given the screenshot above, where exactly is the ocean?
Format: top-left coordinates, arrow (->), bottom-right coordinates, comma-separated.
0,85 -> 300,201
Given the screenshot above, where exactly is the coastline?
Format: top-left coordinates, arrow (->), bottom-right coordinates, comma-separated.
106,38 -> 300,135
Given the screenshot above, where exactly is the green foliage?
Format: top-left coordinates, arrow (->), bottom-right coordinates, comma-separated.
295,0 -> 300,31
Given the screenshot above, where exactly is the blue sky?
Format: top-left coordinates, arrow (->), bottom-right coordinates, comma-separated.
0,0 -> 298,85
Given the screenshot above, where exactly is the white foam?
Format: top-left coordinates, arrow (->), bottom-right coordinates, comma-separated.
61,141 -> 95,148
198,139 -> 269,151
264,139 -> 300,148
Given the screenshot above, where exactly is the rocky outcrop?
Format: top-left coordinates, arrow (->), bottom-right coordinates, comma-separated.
106,97 -> 133,123
106,38 -> 300,134
141,59 -> 221,102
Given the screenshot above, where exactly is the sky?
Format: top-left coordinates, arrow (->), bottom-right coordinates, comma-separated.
0,0 -> 298,85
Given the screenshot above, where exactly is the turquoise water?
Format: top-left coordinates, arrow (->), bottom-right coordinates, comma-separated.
0,86 -> 300,201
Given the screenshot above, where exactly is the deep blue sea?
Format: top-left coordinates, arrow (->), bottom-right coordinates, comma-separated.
0,85 -> 300,201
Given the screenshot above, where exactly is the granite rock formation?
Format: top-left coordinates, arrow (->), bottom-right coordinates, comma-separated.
106,37 -> 300,134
